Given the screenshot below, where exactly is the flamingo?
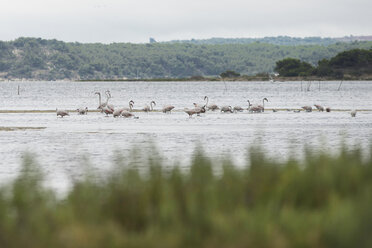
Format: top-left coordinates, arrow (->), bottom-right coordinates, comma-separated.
247,100 -> 252,111
121,110 -> 139,118
143,101 -> 156,112
314,104 -> 324,112
102,106 -> 114,116
257,98 -> 268,112
104,90 -> 115,111
95,92 -> 105,109
207,104 -> 219,111
114,100 -> 134,117
233,106 -> 244,112
162,105 -> 175,113
194,106 -> 206,115
122,100 -> 135,112
302,106 -> 312,112
249,106 -> 263,113
95,91 -> 114,112
184,108 -> 197,117
77,107 -> 88,115
193,96 -> 208,108
113,108 -> 124,118
56,109 -> 69,117
220,106 -> 233,113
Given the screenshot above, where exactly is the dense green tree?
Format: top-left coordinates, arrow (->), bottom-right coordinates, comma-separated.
314,59 -> 332,77
274,58 -> 314,76
278,49 -> 372,78
329,49 -> 372,68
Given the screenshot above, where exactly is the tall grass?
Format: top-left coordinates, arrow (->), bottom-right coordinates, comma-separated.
0,146 -> 372,247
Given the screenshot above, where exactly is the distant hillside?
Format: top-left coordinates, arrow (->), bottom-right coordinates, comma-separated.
166,36 -> 372,46
0,37 -> 371,80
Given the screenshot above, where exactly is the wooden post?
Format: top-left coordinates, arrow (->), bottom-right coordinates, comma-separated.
337,81 -> 343,91
18,85 -> 20,95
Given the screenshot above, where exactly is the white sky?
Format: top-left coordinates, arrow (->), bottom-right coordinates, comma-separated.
0,0 -> 371,43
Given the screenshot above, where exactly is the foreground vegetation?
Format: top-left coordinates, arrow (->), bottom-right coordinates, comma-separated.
0,37 -> 371,80
1,146 -> 372,247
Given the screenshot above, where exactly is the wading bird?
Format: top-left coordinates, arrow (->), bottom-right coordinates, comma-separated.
302,106 -> 312,112
207,103 -> 219,111
162,105 -> 175,113
184,108 -> 197,117
122,100 -> 134,112
247,100 -> 252,111
56,109 -> 69,117
221,106 -> 233,113
102,106 -> 114,116
257,98 -> 268,112
194,96 -> 208,108
95,91 -> 114,112
314,104 -> 324,112
233,106 -> 244,112
143,101 -> 156,112
77,107 -> 88,115
121,110 -> 139,118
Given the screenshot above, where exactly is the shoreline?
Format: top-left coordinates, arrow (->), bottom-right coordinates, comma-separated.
1,76 -> 372,82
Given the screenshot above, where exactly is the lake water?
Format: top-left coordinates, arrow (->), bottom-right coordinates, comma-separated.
0,80 -> 371,192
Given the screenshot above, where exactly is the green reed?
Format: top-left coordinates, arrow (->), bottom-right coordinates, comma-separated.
0,146 -> 371,248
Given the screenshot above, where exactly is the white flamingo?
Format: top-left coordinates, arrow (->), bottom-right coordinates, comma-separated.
247,100 -> 252,111
77,107 -> 88,115
104,90 -> 115,111
122,100 -> 134,112
257,98 -> 268,112
95,91 -> 114,112
102,106 -> 114,116
143,101 -> 156,112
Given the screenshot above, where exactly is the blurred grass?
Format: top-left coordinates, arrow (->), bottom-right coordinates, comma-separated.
0,146 -> 372,247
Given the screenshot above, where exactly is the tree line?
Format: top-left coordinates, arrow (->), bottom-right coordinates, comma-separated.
0,37 -> 371,80
274,49 -> 372,79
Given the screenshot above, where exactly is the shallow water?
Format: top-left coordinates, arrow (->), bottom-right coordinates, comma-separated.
0,81 -> 371,192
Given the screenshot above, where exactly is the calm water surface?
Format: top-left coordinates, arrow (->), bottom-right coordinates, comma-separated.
0,81 -> 371,191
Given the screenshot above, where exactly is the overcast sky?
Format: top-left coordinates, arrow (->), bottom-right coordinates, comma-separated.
1,0 -> 371,43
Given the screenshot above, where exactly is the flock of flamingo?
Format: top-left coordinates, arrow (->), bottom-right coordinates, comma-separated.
56,90 -> 357,118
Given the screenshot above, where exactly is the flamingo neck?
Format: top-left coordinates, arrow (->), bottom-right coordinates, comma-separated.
97,93 -> 102,106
